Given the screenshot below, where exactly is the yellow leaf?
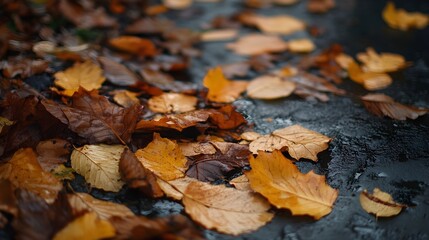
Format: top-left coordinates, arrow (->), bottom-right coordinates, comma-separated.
135,133 -> 188,181
148,93 -> 198,113
54,61 -> 106,97
382,2 -> 429,31
360,188 -> 405,217
246,151 -> 338,219
200,29 -> 238,42
246,75 -> 296,100
253,15 -> 305,35
203,67 -> 248,103
227,34 -> 288,56
348,61 -> 392,91
0,148 -> 62,203
71,145 -> 126,192
163,0 -> 193,9
288,38 -> 315,53
68,192 -> 134,220
356,48 -> 406,73
0,116 -> 14,133
53,212 -> 116,240
111,90 -> 140,108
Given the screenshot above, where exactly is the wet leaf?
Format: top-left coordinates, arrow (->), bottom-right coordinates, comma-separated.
109,36 -> 157,57
360,188 -> 405,217
246,151 -> 338,219
208,105 -> 247,130
135,133 -> 188,181
203,67 -> 248,103
247,75 -> 296,99
53,212 -> 116,240
307,0 -> 335,13
98,57 -> 139,86
361,93 -> 428,120
71,144 -> 126,192
111,90 -> 140,108
288,38 -> 316,53
36,138 -> 71,172
227,34 -> 288,55
53,61 -> 106,97
201,29 -> 238,42
382,2 -> 429,31
0,148 -> 62,203
356,48 -> 406,73
148,93 -> 198,113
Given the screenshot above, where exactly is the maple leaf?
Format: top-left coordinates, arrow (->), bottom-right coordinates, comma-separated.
361,93 -> 428,120
0,148 -> 62,203
68,192 -> 134,220
71,144 -> 126,192
36,139 -> 71,172
109,36 -> 157,57
227,34 -> 288,55
382,2 -> 429,31
200,29 -> 238,42
246,75 -> 296,100
360,188 -> 406,217
148,93 -> 198,113
135,133 -> 188,181
246,151 -> 338,219
98,57 -> 139,86
356,48 -> 406,73
203,67 -> 248,103
53,212 -> 116,240
42,89 -> 141,144
53,60 -> 106,97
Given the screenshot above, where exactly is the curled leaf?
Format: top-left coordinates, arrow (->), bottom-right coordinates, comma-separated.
360,188 -> 405,217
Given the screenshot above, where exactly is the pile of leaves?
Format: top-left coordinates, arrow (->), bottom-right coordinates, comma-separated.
0,0 -> 427,238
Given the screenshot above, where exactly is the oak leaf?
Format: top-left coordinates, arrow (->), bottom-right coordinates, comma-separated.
135,133 -> 188,181
361,93 -> 428,120
382,2 -> 429,31
71,144 -> 126,192
227,34 -> 288,55
356,48 -> 406,73
0,148 -> 62,203
111,90 -> 140,108
53,61 -> 106,97
148,93 -> 198,113
200,29 -> 238,42
98,57 -> 139,86
203,67 -> 248,103
246,151 -> 338,219
247,75 -> 296,100
359,188 -> 405,217
288,38 -> 316,53
109,36 -> 157,57
53,212 -> 116,240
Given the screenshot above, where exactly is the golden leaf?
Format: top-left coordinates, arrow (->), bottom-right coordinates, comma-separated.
0,148 -> 62,203
111,90 -> 140,108
246,75 -> 296,100
135,133 -> 188,181
68,192 -> 134,220
288,38 -> 315,53
200,29 -> 238,42
163,0 -> 193,9
246,151 -> 338,219
360,188 -> 405,217
71,144 -> 126,192
227,34 -> 288,55
348,61 -> 392,91
53,212 -> 116,240
148,93 -> 198,113
356,48 -> 406,73
253,15 -> 305,35
203,67 -> 248,103
382,2 -> 429,31
54,61 -> 106,97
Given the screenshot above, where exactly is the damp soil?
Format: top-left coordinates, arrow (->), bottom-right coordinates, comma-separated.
3,0 -> 429,239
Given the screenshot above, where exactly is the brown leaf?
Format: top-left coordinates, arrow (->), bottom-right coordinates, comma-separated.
1,58 -> 48,78
249,14 -> 305,35
203,67 -> 248,103
284,71 -> 346,98
163,0 -> 193,9
360,188 -> 405,217
148,93 -> 198,113
125,18 -> 175,34
307,0 -> 335,13
156,177 -> 198,200
111,90 -> 140,108
98,57 -> 139,86
109,36 -> 157,57
200,29 -> 238,42
229,174 -> 252,191
247,75 -> 296,99
246,151 -> 338,219
208,105 -> 247,130
42,89 -> 141,144
36,139 -> 71,172
361,93 -> 428,120
348,61 -> 393,91
220,62 -> 250,78
382,2 -> 429,31
119,149 -> 164,197
140,68 -> 196,93
0,180 -> 17,216
180,142 -> 217,157
227,34 -> 288,55
186,142 -> 250,181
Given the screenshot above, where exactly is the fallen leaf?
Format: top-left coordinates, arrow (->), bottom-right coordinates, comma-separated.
246,75 -> 296,99
140,68 -> 196,93
220,62 -> 250,78
109,36 -> 157,57
0,148 -> 62,203
361,93 -> 428,120
360,188 -> 405,217
0,116 -> 14,133
288,38 -> 316,53
163,0 -> 193,9
183,180 -> 274,235
348,61 -> 392,90
252,15 -> 305,35
98,57 -> 139,86
248,54 -> 278,72
246,151 -> 338,219
71,144 -> 126,192
0,180 -> 17,216
145,4 -> 169,16
227,34 -> 288,55
148,93 -> 198,113
203,67 -> 248,103
229,174 -> 252,191
157,177 -> 198,200
68,192 -> 134,220
200,29 -> 238,42
51,165 -> 75,181
111,90 -> 140,108
53,212 -> 116,240
1,58 -> 48,78
249,125 -> 331,161
382,2 -> 429,31
240,131 -> 262,141
356,48 -> 406,73
335,53 -> 354,70
36,138 -> 71,172
125,18 -> 175,34
208,105 -> 247,130
307,0 -> 335,13
53,61 -> 106,97
135,133 -> 188,181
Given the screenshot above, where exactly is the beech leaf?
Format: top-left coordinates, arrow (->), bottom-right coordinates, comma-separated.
203,67 -> 248,103
359,188 -> 405,217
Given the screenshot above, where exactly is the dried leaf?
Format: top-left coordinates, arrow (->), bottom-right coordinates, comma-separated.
36,139 -> 71,172
288,38 -> 316,53
135,133 -> 188,181
1,58 -> 48,78
163,0 -> 193,9
382,2 -> 429,31
201,29 -> 238,42
111,90 -> 140,108
360,188 -> 405,217
0,148 -> 62,203
361,93 -> 428,120
348,61 -> 392,90
230,174 -> 251,191
98,57 -> 139,86
220,62 -> 250,78
125,18 -> 175,34
148,93 -> 198,113
252,15 -> 305,35
307,0 -> 335,13
157,177 -> 198,200
203,67 -> 248,103
68,192 -> 134,220
71,144 -> 126,192
0,180 -> 17,216
109,36 -> 157,57
140,68 -> 196,93
240,131 -> 262,141
227,34 -> 288,55
53,212 -> 116,240
356,48 -> 406,73
247,75 -> 296,99
246,151 -> 338,219
53,61 -> 106,97
208,105 -> 247,130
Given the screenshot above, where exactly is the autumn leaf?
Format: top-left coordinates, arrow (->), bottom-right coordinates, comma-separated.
140,68 -> 196,93
0,116 -> 14,133
156,177 -> 198,200
98,57 -> 139,86
53,61 -> 106,97
36,139 -> 71,172
246,75 -> 296,100
163,0 -> 193,9
288,38 -> 316,53
203,67 -> 248,103
251,15 -> 305,35
109,36 -> 157,57
227,34 -> 288,56
0,148 -> 62,203
382,2 -> 429,31
68,192 -> 134,220
53,212 -> 116,240
229,174 -> 251,191
135,133 -> 188,181
361,93 -> 428,120
356,48 -> 406,73
0,180 -> 17,216
200,29 -> 238,42
348,61 -> 392,91
148,93 -> 198,113
111,90 -> 140,108
246,151 -> 338,219
71,144 -> 126,192
359,188 -> 406,217
307,0 -> 335,13
208,105 -> 247,130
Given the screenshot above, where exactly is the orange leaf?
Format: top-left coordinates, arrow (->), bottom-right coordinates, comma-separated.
360,188 -> 405,217
227,34 -> 288,55
109,36 -> 157,57
148,93 -> 198,113
253,15 -> 305,35
382,2 -> 429,31
246,75 -> 296,99
203,67 -> 248,103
